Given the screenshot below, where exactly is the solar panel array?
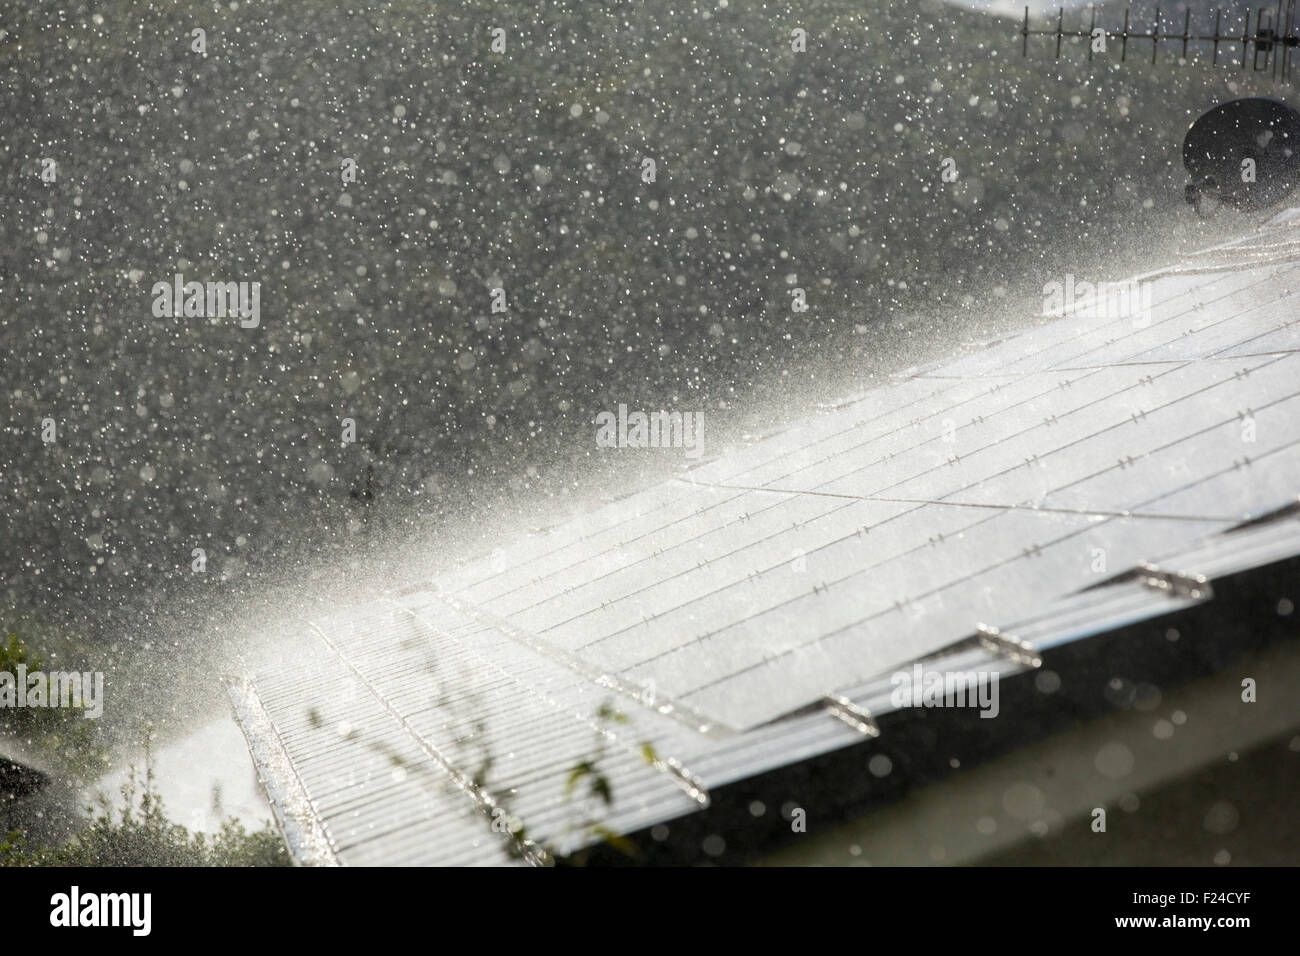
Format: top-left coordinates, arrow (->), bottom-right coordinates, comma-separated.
234,214 -> 1300,864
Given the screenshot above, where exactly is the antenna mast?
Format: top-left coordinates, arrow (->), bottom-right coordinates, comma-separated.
1020,4 -> 1300,81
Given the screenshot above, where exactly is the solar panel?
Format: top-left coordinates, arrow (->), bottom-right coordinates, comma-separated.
232,213 -> 1300,865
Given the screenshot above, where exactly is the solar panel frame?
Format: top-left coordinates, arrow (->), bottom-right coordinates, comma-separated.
231,215 -> 1300,865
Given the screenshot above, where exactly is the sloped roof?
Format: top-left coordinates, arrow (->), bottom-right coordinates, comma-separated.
232,212 -> 1300,864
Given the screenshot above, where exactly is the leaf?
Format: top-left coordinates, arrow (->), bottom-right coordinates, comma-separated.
590,825 -> 639,858
565,760 -> 593,796
596,701 -> 629,724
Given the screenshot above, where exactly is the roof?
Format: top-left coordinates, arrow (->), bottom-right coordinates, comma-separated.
231,210 -> 1300,865
0,737 -> 51,800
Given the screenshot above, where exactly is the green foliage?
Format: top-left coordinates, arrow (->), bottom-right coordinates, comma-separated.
0,753 -> 290,867
0,633 -> 42,673
0,624 -> 111,779
0,619 -> 288,866
557,698 -> 663,862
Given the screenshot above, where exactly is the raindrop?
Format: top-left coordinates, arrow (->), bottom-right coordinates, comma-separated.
1094,741 -> 1135,779
1002,782 -> 1046,820
1203,801 -> 1239,835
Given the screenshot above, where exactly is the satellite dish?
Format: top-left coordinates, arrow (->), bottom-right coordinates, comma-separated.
1018,8 -> 1300,213
1183,97 -> 1300,212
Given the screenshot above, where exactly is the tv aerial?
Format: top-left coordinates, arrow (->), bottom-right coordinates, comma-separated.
1020,4 -> 1300,214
